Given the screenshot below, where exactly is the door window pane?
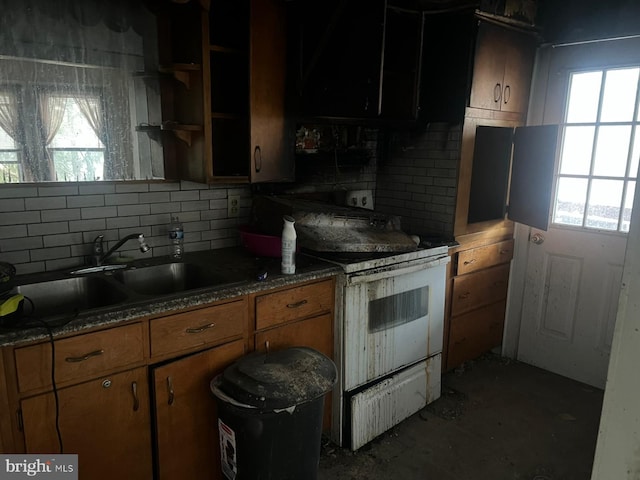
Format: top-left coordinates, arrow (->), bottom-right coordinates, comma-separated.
593,125 -> 631,177
566,71 -> 602,123
554,177 -> 588,226
560,126 -> 594,175
600,68 -> 639,122
586,179 -> 624,230
622,181 -> 635,232
554,67 -> 640,232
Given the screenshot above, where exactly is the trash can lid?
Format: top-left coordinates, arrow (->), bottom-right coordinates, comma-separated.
216,346 -> 337,410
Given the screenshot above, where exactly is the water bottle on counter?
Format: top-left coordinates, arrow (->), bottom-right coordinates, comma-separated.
281,215 -> 296,274
169,215 -> 184,260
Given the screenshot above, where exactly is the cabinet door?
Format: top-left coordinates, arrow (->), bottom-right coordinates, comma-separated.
153,340 -> 245,480
469,21 -> 536,114
297,0 -> 385,118
469,22 -> 507,111
21,367 -> 152,480
255,313 -> 333,431
501,27 -> 536,114
249,0 -> 293,182
380,6 -> 424,120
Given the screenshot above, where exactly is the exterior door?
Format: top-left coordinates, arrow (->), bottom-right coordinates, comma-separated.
514,38 -> 640,388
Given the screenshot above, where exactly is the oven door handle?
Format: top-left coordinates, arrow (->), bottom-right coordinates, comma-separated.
346,256 -> 449,285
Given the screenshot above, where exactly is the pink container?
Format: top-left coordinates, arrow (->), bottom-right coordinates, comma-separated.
238,225 -> 283,257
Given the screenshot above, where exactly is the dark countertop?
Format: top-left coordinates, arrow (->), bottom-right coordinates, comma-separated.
0,247 -> 342,347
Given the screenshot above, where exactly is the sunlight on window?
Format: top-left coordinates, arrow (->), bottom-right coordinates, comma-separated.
553,67 -> 640,232
0,110 -> 19,183
49,96 -> 105,182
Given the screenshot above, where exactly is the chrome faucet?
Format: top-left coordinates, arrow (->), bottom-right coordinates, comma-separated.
92,233 -> 150,266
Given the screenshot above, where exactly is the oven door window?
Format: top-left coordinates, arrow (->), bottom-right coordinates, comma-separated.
369,286 -> 428,333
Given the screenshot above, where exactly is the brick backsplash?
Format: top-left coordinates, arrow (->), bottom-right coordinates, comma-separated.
0,181 -> 251,275
376,122 -> 461,238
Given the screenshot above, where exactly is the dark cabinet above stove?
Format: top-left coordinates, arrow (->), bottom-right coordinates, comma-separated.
289,0 -> 424,123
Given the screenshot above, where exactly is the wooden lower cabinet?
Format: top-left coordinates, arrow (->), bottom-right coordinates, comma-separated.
21,367 -> 152,480
255,312 -> 334,432
446,238 -> 513,370
254,313 -> 333,358
153,339 -> 246,480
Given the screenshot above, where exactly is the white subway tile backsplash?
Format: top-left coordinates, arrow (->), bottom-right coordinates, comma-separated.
149,182 -> 180,192
0,236 -> 42,251
0,225 -> 27,239
79,184 -> 116,195
27,222 -> 68,236
139,192 -> 170,203
69,219 -> 106,233
115,183 -> 150,193
149,203 -> 175,214
181,200 -> 209,212
0,198 -> 25,212
106,216 -> 141,229
24,197 -> 67,210
117,204 -> 151,217
43,233 -> 84,248
1,182 -> 250,274
81,206 -> 118,219
38,185 -> 78,196
40,208 -> 81,222
105,193 -> 140,206
170,190 -> 199,202
0,211 -> 41,225
209,199 -> 227,209
0,186 -> 38,199
30,246 -> 71,262
180,181 -> 209,190
200,189 -> 227,200
67,195 -> 104,208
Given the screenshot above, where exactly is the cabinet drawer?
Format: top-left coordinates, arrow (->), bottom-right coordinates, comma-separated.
150,298 -> 246,358
447,300 -> 506,369
456,239 -> 514,275
451,263 -> 510,316
15,323 -> 145,393
255,279 -> 334,331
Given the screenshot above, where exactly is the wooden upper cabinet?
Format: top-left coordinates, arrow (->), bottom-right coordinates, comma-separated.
160,0 -> 292,183
250,0 -> 294,182
469,21 -> 537,114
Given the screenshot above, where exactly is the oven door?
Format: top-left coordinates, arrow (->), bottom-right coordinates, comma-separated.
343,256 -> 448,391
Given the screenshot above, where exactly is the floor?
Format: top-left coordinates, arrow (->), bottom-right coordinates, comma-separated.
318,354 -> 604,480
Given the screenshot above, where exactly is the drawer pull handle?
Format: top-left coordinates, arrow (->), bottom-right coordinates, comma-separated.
167,376 -> 175,406
286,299 -> 308,309
463,259 -> 476,265
499,249 -> 511,255
458,292 -> 471,299
185,322 -> 216,334
65,349 -> 104,363
132,381 -> 140,412
265,340 -> 270,354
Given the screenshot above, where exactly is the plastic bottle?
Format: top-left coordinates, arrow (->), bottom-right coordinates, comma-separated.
281,215 -> 296,274
169,216 -> 184,260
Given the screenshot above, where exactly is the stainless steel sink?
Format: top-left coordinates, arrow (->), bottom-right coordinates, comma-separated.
16,276 -> 128,318
111,263 -> 229,295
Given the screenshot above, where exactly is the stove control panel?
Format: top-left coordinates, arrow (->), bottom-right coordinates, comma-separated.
345,190 -> 374,210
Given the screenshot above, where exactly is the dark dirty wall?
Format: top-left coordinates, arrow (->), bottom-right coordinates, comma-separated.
536,0 -> 640,44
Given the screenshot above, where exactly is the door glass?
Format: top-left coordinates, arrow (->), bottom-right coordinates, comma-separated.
553,67 -> 640,232
368,287 -> 428,333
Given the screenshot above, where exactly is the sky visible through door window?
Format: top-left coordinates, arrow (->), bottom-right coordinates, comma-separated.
554,67 -> 640,232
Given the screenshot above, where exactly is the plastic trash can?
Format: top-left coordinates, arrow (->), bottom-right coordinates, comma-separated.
210,346 -> 337,480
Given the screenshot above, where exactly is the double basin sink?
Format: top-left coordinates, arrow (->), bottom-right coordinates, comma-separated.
12,262 -> 242,322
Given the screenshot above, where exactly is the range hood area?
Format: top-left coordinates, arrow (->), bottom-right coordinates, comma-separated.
252,195 -> 419,254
